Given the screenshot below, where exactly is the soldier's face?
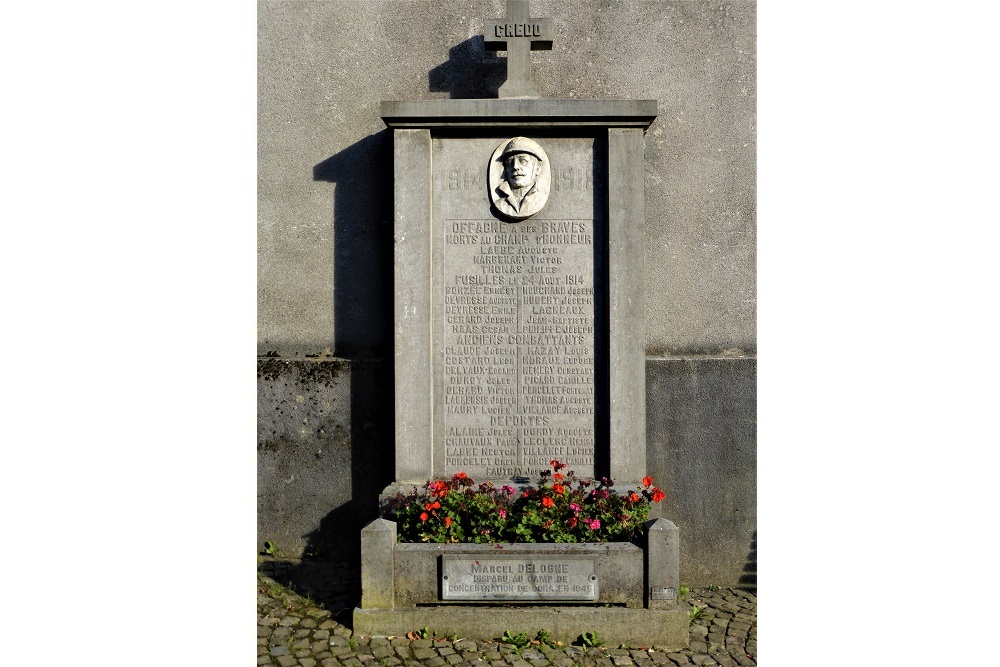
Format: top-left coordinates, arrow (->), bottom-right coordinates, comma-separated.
504,153 -> 540,189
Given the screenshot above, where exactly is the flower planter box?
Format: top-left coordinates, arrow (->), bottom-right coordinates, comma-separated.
353,517 -> 689,649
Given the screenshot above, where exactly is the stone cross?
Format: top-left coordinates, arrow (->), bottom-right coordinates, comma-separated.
484,0 -> 553,98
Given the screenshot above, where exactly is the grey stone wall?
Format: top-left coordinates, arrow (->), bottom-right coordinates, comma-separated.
258,0 -> 755,356
258,1 -> 755,586
646,356 -> 756,589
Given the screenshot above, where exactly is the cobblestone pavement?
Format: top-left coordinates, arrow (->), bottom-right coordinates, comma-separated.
257,560 -> 756,667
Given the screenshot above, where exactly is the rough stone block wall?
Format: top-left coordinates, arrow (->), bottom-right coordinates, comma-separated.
257,358 -> 391,562
646,356 -> 756,589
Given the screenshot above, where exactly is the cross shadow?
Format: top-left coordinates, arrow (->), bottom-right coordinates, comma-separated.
429,36 -> 506,98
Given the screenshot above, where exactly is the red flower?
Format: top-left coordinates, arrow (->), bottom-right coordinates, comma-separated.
444,516 -> 452,527
553,484 -> 565,495
420,512 -> 429,522
541,496 -> 555,508
567,516 -> 578,528
553,473 -> 564,481
642,476 -> 654,487
627,491 -> 641,504
651,488 -> 666,503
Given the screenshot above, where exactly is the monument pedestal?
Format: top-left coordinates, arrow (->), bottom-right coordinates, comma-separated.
354,518 -> 688,648
356,99 -> 686,647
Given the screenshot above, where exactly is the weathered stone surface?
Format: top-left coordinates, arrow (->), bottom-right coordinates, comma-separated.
413,648 -> 439,660
360,518 -> 396,609
646,357 -> 756,587
353,605 -> 687,649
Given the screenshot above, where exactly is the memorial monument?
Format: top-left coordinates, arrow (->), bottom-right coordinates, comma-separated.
354,0 -> 688,647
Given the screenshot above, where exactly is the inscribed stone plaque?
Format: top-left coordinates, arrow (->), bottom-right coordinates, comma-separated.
433,136 -> 597,480
441,554 -> 599,601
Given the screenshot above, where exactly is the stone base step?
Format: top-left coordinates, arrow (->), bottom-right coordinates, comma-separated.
352,605 -> 689,649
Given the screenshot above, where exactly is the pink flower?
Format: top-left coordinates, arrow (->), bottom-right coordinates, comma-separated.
587,518 -> 601,530
569,503 -> 582,512
498,509 -> 507,518
502,485 -> 515,494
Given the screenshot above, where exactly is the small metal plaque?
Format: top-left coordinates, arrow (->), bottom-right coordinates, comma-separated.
441,554 -> 598,601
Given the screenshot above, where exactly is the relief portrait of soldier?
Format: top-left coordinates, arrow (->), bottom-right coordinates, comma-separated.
488,136 -> 550,220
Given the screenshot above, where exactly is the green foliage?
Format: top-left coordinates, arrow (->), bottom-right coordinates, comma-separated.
575,631 -> 603,648
386,461 -> 667,543
689,605 -> 705,622
502,630 -> 531,648
678,585 -> 690,601
707,584 -> 720,592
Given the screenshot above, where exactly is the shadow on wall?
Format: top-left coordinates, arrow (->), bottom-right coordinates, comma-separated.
290,133 -> 397,564
313,130 -> 394,357
429,36 -> 506,98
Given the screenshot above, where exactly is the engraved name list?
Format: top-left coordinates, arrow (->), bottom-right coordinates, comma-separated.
442,216 -> 596,479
